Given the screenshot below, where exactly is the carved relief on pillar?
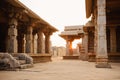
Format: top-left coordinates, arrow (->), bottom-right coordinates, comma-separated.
7,7 -> 24,53
7,18 -> 18,53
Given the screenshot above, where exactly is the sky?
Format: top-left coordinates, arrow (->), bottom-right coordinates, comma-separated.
19,0 -> 89,48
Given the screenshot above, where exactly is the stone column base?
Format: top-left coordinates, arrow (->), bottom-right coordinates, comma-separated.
79,53 -> 88,61
96,58 -> 111,68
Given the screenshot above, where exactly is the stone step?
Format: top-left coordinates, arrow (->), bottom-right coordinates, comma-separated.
20,64 -> 33,69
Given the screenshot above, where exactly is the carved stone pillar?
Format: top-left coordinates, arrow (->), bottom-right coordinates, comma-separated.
96,0 -> 111,68
110,27 -> 116,53
45,33 -> 50,53
8,18 -> 18,53
25,26 -> 33,53
37,31 -> 44,53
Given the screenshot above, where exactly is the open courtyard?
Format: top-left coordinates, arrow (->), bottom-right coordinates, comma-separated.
0,57 -> 120,80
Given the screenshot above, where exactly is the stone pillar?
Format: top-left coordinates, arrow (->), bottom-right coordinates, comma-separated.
66,39 -> 73,56
32,34 -> 36,53
96,0 -> 111,68
69,40 -> 73,55
84,32 -> 88,60
66,40 -> 70,56
110,27 -> 116,53
37,31 -> 44,53
45,33 -> 50,53
8,18 -> 18,53
25,26 -> 33,53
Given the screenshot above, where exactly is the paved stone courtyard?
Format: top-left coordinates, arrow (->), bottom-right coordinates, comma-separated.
0,57 -> 120,80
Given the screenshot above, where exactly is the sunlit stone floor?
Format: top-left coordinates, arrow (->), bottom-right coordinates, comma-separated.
0,57 -> 120,80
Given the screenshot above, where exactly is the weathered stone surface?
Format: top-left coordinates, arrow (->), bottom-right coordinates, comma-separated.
17,53 -> 33,64
0,53 -> 20,70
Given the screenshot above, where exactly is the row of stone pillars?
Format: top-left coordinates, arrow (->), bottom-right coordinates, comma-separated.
7,18 -> 51,54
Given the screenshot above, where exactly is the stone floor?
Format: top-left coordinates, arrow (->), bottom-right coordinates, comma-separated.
0,57 -> 120,80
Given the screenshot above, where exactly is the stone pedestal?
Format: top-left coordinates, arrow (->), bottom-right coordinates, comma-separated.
95,0 -> 111,68
96,58 -> 111,68
8,18 -> 18,53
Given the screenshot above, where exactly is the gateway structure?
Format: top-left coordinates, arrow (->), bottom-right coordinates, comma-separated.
59,25 -> 84,59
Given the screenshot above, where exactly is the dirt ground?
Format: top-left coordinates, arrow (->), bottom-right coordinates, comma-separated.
0,57 -> 120,80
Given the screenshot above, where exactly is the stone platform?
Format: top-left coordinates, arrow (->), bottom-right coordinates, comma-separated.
88,53 -> 120,62
30,54 -> 52,63
63,56 -> 79,60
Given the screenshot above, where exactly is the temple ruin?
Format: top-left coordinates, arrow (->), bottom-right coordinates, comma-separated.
0,0 -> 57,70
60,0 -> 120,68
